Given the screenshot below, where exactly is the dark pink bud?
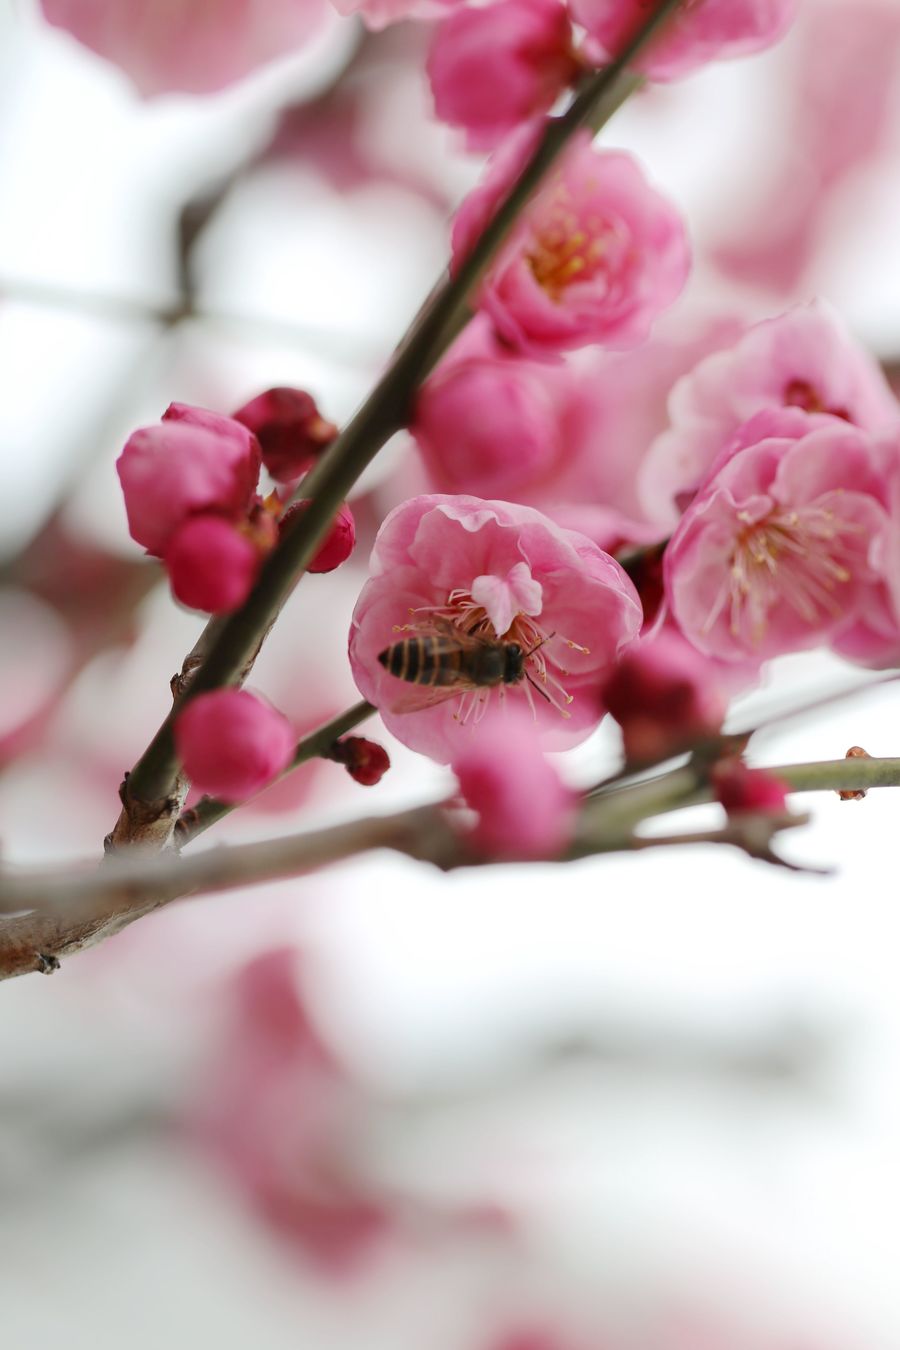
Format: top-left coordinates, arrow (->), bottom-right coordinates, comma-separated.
281,500 -> 356,573
600,632 -> 727,765
165,516 -> 262,614
327,736 -> 390,786
713,761 -> 790,817
232,387 -> 338,484
116,418 -> 260,557
175,689 -> 295,802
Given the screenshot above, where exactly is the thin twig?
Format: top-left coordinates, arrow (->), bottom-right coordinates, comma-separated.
5,750 -> 900,981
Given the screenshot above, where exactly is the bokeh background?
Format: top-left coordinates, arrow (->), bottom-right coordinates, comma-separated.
3,1 -> 900,1346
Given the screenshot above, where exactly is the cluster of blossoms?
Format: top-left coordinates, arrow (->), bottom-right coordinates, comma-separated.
117,389 -> 350,616
104,1 -> 898,864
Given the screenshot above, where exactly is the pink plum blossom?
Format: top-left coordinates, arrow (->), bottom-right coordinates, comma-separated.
640,302 -> 900,523
663,409 -> 897,665
349,495 -> 642,763
165,516 -> 263,615
232,387 -> 337,485
600,628 -> 727,764
116,416 -> 261,557
414,309 -> 741,548
452,129 -> 690,357
39,0 -> 330,97
570,0 -> 798,82
175,689 -> 295,801
427,0 -> 578,151
194,949 -> 390,1271
453,706 -> 576,859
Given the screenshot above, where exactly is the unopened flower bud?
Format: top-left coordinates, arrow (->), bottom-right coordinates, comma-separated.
281,500 -> 356,573
713,761 -> 789,817
601,631 -> 727,765
232,387 -> 337,484
165,516 -> 261,614
175,689 -> 295,802
327,736 -> 391,786
116,417 -> 260,557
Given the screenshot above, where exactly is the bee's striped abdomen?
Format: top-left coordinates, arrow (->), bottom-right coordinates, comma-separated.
379,637 -> 465,686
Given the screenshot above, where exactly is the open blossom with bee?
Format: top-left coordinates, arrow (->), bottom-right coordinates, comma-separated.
349,495 -> 642,763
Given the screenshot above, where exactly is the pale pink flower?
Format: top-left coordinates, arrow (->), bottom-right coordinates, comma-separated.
427,0 -> 578,151
452,129 -> 690,357
165,516 -> 262,615
570,0 -> 798,82
640,302 -> 900,523
600,628 -> 727,764
39,0 -> 330,97
664,409 -> 895,665
232,387 -> 337,485
175,689 -> 295,801
116,416 -> 261,557
330,0 -> 448,28
349,495 -> 642,763
452,706 -> 576,859
195,949 -> 390,1271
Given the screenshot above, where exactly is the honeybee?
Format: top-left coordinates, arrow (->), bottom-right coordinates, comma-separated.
377,621 -> 552,712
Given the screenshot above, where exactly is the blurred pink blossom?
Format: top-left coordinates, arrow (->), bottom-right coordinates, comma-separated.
427,0 -> 578,150
39,0 -> 330,96
713,760 -> 789,816
640,302 -> 900,523
232,387 -> 337,486
349,494 -> 642,762
452,705 -> 576,859
175,689 -> 295,802
116,414 -> 261,557
664,409 -> 897,665
196,949 -> 390,1271
600,628 -> 728,765
330,0 -> 449,28
452,129 -> 690,357
570,0 -> 798,81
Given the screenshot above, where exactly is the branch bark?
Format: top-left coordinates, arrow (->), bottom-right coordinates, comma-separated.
4,751 -> 900,982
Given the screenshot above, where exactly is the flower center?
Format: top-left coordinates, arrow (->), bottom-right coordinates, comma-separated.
705,503 -> 861,646
526,188 -> 617,300
783,378 -> 851,421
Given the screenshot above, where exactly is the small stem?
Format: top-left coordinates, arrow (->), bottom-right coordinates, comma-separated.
110,0 -> 683,847
174,699 -> 375,846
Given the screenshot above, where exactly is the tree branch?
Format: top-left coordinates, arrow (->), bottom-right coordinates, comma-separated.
5,749 -> 900,982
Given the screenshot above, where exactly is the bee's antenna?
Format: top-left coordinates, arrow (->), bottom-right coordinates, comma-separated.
525,670 -> 554,705
524,631 -> 556,658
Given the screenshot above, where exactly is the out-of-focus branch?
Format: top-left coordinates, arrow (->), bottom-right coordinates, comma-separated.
173,699 -> 375,845
4,750 -> 900,982
107,0 -> 684,853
